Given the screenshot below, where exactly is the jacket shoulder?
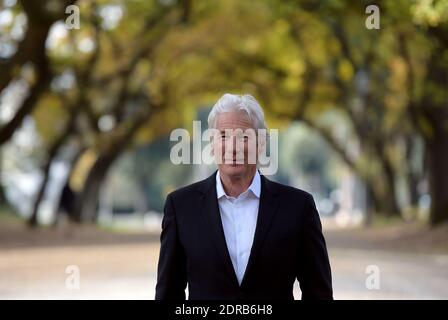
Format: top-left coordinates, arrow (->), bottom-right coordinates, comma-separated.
264,177 -> 313,201
166,176 -> 210,202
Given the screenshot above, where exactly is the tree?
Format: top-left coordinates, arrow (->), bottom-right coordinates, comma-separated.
0,0 -> 76,145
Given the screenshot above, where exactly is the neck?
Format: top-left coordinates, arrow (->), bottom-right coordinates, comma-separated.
219,168 -> 257,198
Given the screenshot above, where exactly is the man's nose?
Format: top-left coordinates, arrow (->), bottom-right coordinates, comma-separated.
230,136 -> 243,152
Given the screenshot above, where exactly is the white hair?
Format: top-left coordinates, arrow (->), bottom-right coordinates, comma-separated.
207,93 -> 267,130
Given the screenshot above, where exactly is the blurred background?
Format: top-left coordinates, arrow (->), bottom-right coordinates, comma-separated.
0,0 -> 447,299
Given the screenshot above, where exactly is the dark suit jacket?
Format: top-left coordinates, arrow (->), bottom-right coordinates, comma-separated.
155,171 -> 333,300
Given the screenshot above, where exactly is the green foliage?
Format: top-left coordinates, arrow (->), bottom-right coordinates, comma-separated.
2,0 -> 448,224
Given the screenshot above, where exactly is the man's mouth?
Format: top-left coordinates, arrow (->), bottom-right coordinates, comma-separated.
223,158 -> 244,164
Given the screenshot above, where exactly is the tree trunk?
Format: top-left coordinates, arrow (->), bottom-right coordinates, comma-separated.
364,183 -> 379,226
52,145 -> 86,226
405,136 -> 421,209
0,185 -> 6,206
27,103 -> 78,227
427,135 -> 448,226
27,156 -> 53,228
73,108 -> 156,223
72,151 -> 117,223
0,57 -> 51,145
420,33 -> 448,226
381,160 -> 401,217
0,150 -> 7,206
373,138 -> 401,217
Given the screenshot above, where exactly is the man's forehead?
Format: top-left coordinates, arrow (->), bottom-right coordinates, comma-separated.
216,112 -> 253,129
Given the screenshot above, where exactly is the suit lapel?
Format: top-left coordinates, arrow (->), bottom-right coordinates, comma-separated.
199,171 -> 240,288
241,174 -> 279,288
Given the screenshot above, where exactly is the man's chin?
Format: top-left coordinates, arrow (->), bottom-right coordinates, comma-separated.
219,163 -> 246,175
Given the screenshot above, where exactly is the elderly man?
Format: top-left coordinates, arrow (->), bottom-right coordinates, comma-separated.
155,94 -> 333,300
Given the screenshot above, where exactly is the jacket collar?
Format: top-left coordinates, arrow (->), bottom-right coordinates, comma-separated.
215,170 -> 261,199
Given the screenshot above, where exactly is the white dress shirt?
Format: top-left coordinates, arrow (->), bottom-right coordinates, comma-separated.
216,170 -> 261,285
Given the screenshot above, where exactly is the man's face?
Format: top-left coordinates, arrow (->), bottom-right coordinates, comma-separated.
212,111 -> 258,178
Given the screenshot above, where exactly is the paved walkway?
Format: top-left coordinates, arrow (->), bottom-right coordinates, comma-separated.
1,231 -> 448,299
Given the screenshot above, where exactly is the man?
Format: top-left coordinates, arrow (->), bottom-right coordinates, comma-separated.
155,94 -> 333,300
